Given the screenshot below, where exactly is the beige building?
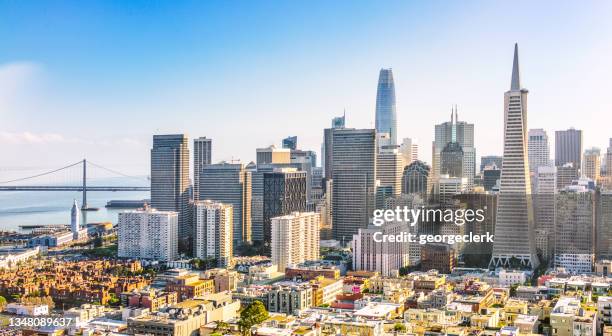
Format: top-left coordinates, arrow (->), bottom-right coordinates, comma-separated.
583,148 -> 601,182
550,297 -> 596,336
256,145 -> 291,165
194,200 -> 233,267
270,212 -> 320,272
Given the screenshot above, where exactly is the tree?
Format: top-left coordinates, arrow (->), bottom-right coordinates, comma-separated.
0,296 -> 7,312
238,301 -> 269,336
393,322 -> 407,333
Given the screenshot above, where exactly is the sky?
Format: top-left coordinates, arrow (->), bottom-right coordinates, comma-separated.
1,1 -> 612,180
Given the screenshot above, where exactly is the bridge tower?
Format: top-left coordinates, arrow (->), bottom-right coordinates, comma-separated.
82,159 -> 87,210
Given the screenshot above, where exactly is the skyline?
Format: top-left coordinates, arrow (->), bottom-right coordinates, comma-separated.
2,1 -> 612,177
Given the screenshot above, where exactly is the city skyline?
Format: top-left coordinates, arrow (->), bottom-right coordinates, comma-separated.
1,1 -> 612,176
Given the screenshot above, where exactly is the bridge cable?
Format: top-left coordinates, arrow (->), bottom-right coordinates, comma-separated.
86,161 -> 148,181
0,160 -> 83,184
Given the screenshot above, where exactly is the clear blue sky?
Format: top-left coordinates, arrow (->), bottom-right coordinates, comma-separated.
1,1 -> 611,177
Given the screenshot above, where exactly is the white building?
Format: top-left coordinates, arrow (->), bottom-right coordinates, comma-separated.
71,200 -> 88,241
194,200 -> 233,267
498,269 -> 528,286
0,246 -> 40,269
271,212 -> 320,272
528,129 -> 551,173
5,303 -> 49,316
434,175 -> 467,205
118,206 -> 178,262
352,221 -> 409,277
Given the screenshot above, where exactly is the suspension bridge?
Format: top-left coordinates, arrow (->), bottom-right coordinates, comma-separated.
0,159 -> 150,210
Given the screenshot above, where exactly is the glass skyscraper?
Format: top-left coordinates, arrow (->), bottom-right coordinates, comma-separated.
375,68 -> 397,146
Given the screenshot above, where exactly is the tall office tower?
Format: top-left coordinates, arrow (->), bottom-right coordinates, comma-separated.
402,160 -> 430,198
534,166 -> 557,261
597,190 -> 612,260
282,136 -> 298,150
528,129 -> 551,173
455,193 -> 498,267
199,162 -> 252,245
555,128 -> 583,168
270,212 -> 320,272
555,183 -> 595,273
311,167 -> 324,201
482,165 -> 501,192
193,137 -> 212,201
377,147 -> 404,196
331,128 -> 377,242
256,145 -> 291,165
490,44 -> 539,269
263,168 -> 307,250
375,68 -> 398,147
351,221 -> 409,276
193,200 -> 233,267
434,175 -> 468,206
118,207 -> 178,262
400,138 -> 416,164
583,147 -> 601,182
439,142 -> 464,178
432,106 -> 476,188
151,134 -> 190,253
606,139 -> 612,176
557,163 -> 580,190
480,156 -> 503,173
322,114 -> 346,180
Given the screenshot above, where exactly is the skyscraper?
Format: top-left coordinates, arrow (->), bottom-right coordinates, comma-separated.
583,147 -> 601,182
256,145 -> 291,165
199,162 -> 252,245
193,200 -> 233,267
193,137 -> 212,201
402,160 -> 430,198
490,44 -> 539,269
331,128 -> 377,242
534,166 -> 557,261
375,68 -> 397,147
480,156 -> 503,173
432,106 -> 476,188
555,183 -> 595,273
263,168 -> 307,250
151,134 -> 190,253
376,147 -> 404,196
528,129 -> 550,173
282,136 -> 298,150
555,128 -> 583,168
439,142 -> 464,178
322,114 -> 347,180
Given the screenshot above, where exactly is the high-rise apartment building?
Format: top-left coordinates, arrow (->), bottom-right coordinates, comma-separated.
375,68 -> 397,147
193,200 -> 233,267
351,221 -> 409,276
555,128 -> 583,168
193,137 -> 212,201
555,183 -> 595,273
118,207 -> 178,262
256,145 -> 291,165
432,106 -> 475,188
151,134 -> 190,253
376,147 -> 404,196
199,162 -> 252,245
528,129 -> 550,173
331,128 -> 377,242
270,212 -> 320,272
490,44 -> 539,269
583,147 -> 601,182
